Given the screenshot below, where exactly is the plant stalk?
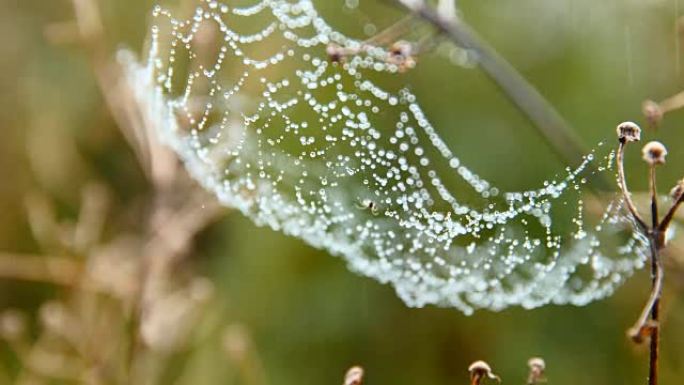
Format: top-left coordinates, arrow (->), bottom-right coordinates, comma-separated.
648,239 -> 662,385
395,0 -> 611,190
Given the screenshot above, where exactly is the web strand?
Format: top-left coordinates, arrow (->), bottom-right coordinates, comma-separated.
121,0 -> 648,314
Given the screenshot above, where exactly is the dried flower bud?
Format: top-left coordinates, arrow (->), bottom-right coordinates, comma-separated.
468,360 -> 500,384
641,141 -> 667,165
527,357 -> 546,384
389,40 -> 412,58
616,121 -> 641,142
344,366 -> 364,385
671,179 -> 684,201
388,40 -> 416,71
642,100 -> 663,128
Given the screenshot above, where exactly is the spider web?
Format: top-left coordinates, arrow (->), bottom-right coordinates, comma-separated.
120,0 -> 648,314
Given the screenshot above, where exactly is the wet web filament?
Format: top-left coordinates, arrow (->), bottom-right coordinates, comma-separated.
121,0 -> 648,314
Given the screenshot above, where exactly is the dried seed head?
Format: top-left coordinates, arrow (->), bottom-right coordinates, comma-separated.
344,366 -> 364,385
641,141 -> 667,165
616,121 -> 641,142
642,100 -> 663,128
468,360 -> 500,384
527,357 -> 546,384
389,40 -> 412,58
671,179 -> 684,201
387,40 -> 416,71
326,44 -> 346,63
528,357 -> 545,371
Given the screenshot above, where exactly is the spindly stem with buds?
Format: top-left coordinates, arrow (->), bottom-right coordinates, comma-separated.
341,359 -> 538,385
615,122 -> 683,385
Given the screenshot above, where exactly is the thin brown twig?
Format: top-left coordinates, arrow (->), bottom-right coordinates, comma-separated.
649,166 -> 659,228
616,140 -> 648,232
646,162 -> 663,385
657,90 -> 684,115
658,194 -> 684,233
627,242 -> 663,343
648,242 -> 662,385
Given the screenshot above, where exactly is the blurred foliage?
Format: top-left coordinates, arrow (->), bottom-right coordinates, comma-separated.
1,0 -> 684,384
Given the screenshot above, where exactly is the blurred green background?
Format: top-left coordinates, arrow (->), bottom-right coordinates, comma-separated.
2,0 -> 684,384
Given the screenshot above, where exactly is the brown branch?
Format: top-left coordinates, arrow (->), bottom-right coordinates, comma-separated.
658,194 -> 684,233
627,243 -> 663,344
646,161 -> 663,385
648,242 -> 662,385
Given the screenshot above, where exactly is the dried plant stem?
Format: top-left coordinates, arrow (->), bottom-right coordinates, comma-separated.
658,195 -> 684,234
628,242 -> 663,344
616,141 -> 647,231
648,242 -> 662,385
649,166 -> 659,228
394,0 -> 611,190
614,133 -> 676,385
658,90 -> 684,114
647,163 -> 662,385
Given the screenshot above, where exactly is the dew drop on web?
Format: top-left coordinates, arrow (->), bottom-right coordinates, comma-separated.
120,0 -> 649,314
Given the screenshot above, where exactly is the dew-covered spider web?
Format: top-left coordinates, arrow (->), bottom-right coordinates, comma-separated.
120,0 -> 650,314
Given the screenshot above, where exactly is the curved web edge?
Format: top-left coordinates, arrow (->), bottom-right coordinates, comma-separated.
117,0 -> 649,314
